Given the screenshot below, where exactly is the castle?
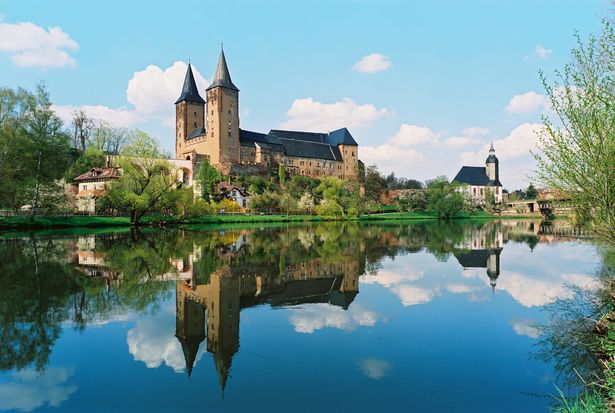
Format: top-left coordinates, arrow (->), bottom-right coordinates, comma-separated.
175,47 -> 360,179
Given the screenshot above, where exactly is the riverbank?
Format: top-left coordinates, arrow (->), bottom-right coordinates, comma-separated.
0,210 -> 497,230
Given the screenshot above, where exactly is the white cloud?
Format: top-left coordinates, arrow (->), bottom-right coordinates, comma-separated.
54,61 -> 207,136
0,21 -> 78,68
360,143 -> 424,164
391,285 -> 437,307
52,104 -> 142,128
447,284 -> 474,294
352,53 -> 391,73
357,358 -> 391,380
461,122 -> 542,163
389,124 -> 438,146
444,136 -> 482,147
362,269 -> 424,288
289,303 -> 382,334
127,307 -> 204,373
524,45 -> 552,61
279,97 -> 392,132
0,367 -> 77,412
511,320 -> 541,339
462,127 -> 490,137
505,91 -> 547,114
127,61 -> 207,115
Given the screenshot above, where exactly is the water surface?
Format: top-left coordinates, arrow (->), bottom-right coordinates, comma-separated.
0,220 -> 600,412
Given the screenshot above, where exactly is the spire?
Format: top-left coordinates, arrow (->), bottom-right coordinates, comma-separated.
489,141 -> 495,153
175,63 -> 205,104
486,140 -> 498,164
213,352 -> 233,398
206,46 -> 239,91
178,335 -> 203,378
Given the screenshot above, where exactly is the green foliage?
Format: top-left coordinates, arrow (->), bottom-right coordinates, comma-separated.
287,176 -> 320,199
525,183 -> 538,200
248,190 -> 281,212
104,132 -> 179,224
534,21 -> 615,246
392,190 -> 428,212
278,164 -> 286,186
298,192 -> 315,214
363,164 -> 386,202
0,83 -> 71,214
425,177 -> 469,219
196,158 -> 222,201
65,146 -> 106,181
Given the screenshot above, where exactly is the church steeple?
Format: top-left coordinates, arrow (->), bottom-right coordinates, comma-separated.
176,63 -> 205,104
207,46 -> 239,91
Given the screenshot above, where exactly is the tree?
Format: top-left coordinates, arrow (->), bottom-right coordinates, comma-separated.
364,164 -> 386,202
524,183 -> 538,200
70,109 -> 95,151
248,190 -> 280,212
279,193 -> 296,216
278,164 -> 286,187
0,84 -> 71,214
91,122 -> 130,155
298,192 -> 315,214
65,146 -> 106,181
534,21 -> 615,245
26,83 -> 71,217
104,131 -> 179,225
195,157 -> 222,201
425,177 -> 468,219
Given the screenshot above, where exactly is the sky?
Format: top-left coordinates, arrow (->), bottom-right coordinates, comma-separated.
0,0 -> 609,189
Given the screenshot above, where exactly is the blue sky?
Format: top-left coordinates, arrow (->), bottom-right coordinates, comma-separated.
0,0 -> 608,188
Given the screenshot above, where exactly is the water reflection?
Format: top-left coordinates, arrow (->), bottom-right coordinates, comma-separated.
0,219 -> 598,411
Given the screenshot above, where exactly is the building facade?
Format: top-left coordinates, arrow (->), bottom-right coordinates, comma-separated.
453,143 -> 503,204
175,48 -> 360,179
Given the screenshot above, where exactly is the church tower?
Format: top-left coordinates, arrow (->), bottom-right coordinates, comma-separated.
205,46 -> 240,172
175,64 -> 205,159
485,142 -> 499,183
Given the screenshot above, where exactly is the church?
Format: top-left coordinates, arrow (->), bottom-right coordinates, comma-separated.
453,143 -> 503,204
175,48 -> 360,179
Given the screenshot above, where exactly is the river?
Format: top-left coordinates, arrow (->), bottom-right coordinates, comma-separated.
0,220 -> 602,412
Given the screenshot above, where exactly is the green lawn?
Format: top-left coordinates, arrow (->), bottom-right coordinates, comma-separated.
0,210 -> 498,230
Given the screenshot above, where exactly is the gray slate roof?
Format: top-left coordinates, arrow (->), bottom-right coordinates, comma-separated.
239,128 -> 355,161
175,64 -> 205,104
206,48 -> 239,92
186,127 -> 206,140
453,166 -> 502,187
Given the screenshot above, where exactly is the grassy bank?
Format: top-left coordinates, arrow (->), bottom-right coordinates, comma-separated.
0,210 -> 499,230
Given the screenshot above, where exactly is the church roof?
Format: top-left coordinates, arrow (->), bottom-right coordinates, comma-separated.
453,166 -> 502,187
175,64 -> 205,105
206,48 -> 239,92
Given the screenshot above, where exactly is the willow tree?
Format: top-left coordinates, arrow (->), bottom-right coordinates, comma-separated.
535,21 -> 615,245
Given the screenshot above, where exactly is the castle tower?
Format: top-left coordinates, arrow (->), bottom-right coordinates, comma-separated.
175,64 -> 206,159
205,46 -> 240,171
485,142 -> 499,182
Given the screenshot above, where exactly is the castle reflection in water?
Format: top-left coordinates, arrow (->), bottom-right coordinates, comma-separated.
68,219 -> 572,392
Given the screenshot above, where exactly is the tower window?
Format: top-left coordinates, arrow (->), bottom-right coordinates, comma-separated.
194,122 -> 197,128
211,110 -> 213,116
194,111 -> 197,117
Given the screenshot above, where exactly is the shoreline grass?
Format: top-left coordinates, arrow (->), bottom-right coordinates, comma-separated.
0,210 -> 512,231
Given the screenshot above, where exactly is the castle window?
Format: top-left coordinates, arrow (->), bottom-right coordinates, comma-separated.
194,111 -> 197,117
211,110 -> 213,116
194,122 -> 197,128
352,151 -> 355,156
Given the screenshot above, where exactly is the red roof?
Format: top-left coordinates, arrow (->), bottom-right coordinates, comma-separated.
74,167 -> 120,182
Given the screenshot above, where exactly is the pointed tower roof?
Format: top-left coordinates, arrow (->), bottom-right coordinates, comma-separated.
175,63 -> 205,105
206,46 -> 239,92
213,352 -> 233,397
486,141 -> 498,163
178,335 -> 203,377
